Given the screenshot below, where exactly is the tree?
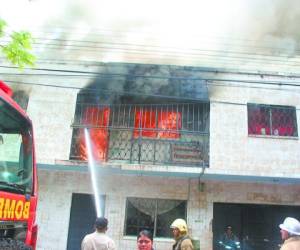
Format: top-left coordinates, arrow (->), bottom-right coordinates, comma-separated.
0,18 -> 35,69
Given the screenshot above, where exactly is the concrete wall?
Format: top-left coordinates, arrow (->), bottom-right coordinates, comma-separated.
36,170 -> 199,250
209,80 -> 300,178
36,170 -> 300,250
16,66 -> 300,250
25,70 -> 300,177
27,85 -> 78,164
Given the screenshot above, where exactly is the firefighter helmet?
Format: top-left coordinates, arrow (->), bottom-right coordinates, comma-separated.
279,217 -> 300,235
170,218 -> 188,232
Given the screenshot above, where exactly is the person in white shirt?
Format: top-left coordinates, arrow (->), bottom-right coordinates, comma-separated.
81,217 -> 116,250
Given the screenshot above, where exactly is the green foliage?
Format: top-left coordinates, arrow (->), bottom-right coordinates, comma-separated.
0,19 -> 7,37
0,18 -> 35,69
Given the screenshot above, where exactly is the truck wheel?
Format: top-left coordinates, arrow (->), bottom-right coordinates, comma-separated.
0,238 -> 32,249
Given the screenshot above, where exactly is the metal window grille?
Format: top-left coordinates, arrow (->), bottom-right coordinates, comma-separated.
70,99 -> 209,167
248,104 -> 298,137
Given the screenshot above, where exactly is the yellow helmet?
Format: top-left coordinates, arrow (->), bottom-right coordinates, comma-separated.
170,218 -> 188,233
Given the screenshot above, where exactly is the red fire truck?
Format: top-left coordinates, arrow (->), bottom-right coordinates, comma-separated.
0,81 -> 38,249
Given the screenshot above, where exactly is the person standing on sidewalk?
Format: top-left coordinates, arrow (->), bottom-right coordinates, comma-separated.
81,217 -> 116,250
137,230 -> 154,250
170,218 -> 194,250
279,217 -> 300,250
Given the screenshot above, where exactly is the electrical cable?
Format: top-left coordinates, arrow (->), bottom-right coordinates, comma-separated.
25,42 -> 300,67
1,57 -> 299,78
3,79 -> 300,110
3,76 -> 300,97
24,39 -> 300,61
2,34 -> 299,67
27,26 -> 300,53
1,69 -> 300,87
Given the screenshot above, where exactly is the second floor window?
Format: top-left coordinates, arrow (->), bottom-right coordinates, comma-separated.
248,104 -> 298,137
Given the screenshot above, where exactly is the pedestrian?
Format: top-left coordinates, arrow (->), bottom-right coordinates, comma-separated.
170,218 -> 194,250
137,230 -> 154,250
279,217 -> 300,250
218,225 -> 240,250
81,217 -> 116,250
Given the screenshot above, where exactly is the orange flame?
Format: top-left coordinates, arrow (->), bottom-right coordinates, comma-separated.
78,107 -> 110,161
134,109 -> 181,139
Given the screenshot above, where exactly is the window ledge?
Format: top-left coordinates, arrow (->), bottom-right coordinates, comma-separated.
122,236 -> 173,242
153,237 -> 174,242
248,134 -> 299,140
122,236 -> 136,241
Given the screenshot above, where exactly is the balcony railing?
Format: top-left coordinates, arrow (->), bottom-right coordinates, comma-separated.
70,102 -> 209,167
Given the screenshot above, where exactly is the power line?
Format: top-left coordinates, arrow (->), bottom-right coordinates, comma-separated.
28,42 -> 300,67
29,57 -> 300,74
4,79 -> 300,111
1,57 -> 299,78
1,34 -> 293,66
28,37 -> 300,60
1,67 -> 300,87
2,79 -> 208,102
28,26 -> 300,54
3,35 -> 300,69
4,24 -> 295,72
3,75 -> 300,95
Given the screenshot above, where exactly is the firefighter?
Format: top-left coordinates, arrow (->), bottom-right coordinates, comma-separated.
279,217 -> 300,250
170,218 -> 194,250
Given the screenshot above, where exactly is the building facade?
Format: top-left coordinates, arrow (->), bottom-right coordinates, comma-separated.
3,63 -> 300,250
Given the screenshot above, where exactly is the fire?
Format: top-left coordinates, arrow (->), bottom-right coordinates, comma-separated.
76,107 -> 182,161
78,107 -> 110,161
134,109 -> 181,139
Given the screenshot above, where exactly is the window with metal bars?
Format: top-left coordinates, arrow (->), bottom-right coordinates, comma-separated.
70,92 -> 210,166
247,104 -> 298,137
124,197 -> 187,238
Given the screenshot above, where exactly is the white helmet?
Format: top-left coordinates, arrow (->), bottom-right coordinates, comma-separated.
279,217 -> 300,235
170,218 -> 188,233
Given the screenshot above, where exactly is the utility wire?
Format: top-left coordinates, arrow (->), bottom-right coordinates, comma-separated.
27,57 -> 300,73
27,42 -> 300,67
3,79 -> 207,102
1,57 -> 299,78
1,67 -> 300,87
3,77 -> 300,95
1,34 -> 293,65
2,62 -> 300,78
4,79 -> 300,111
1,72 -> 300,86
28,26 -> 300,53
3,35 -> 300,68
25,37 -> 300,60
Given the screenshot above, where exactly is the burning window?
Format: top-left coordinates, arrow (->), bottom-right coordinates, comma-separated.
76,107 -> 110,161
248,104 -> 298,137
134,109 -> 182,139
125,197 -> 186,237
70,100 -> 209,166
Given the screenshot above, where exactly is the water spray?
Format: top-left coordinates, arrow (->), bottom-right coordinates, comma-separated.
84,128 -> 102,217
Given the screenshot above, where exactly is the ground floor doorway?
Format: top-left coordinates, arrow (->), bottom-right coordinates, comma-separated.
66,193 -> 105,250
213,202 -> 300,250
